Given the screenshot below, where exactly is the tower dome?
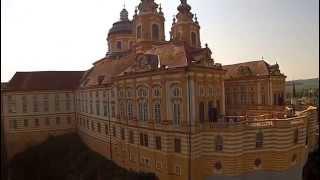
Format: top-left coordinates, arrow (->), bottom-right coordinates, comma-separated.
107,7 -> 135,56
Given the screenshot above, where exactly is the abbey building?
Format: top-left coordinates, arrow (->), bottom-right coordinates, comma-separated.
2,0 -> 318,180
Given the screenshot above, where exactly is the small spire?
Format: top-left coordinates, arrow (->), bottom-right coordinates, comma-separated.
135,6 -> 138,15
205,43 -> 208,48
159,3 -> 163,15
261,56 -> 264,60
194,13 -> 198,24
172,15 -> 176,24
123,0 -> 126,9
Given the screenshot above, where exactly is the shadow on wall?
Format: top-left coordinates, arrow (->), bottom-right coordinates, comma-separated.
8,133 -> 158,180
303,148 -> 320,180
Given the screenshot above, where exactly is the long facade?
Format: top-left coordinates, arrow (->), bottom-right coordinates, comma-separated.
2,0 -> 319,180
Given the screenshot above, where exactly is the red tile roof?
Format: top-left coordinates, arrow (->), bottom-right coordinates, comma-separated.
6,71 -> 84,92
223,60 -> 270,79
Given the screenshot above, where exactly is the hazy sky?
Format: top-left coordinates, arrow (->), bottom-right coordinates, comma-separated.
1,0 -> 319,82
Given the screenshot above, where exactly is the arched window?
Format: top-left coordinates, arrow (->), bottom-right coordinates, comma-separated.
191,32 -> 197,47
120,102 -> 125,118
256,130 -> 264,148
152,24 -> 160,41
294,129 -> 299,144
137,25 -> 142,39
138,101 -> 148,121
154,102 -> 161,123
138,87 -> 148,97
117,41 -> 122,50
172,87 -> 182,97
127,101 -> 133,120
215,135 -> 223,151
208,87 -> 214,97
137,87 -> 148,122
171,85 -> 182,127
216,100 -> 221,116
208,101 -> 216,122
199,102 -> 205,123
153,87 -> 161,97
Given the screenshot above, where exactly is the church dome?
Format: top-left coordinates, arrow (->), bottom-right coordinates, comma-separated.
108,8 -> 133,36
108,21 -> 133,35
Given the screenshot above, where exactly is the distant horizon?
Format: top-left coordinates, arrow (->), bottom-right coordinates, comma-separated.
1,0 -> 319,82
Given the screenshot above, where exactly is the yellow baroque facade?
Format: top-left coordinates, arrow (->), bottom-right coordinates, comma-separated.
2,0 -> 319,180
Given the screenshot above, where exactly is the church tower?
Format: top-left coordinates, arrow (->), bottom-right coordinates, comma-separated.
133,0 -> 165,43
171,0 -> 201,48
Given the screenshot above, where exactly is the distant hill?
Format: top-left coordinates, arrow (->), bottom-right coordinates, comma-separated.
286,78 -> 319,93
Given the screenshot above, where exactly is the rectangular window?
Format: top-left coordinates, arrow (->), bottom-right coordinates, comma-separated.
144,134 -> 148,147
154,103 -> 161,123
90,101 -> 93,114
85,94 -> 88,113
174,138 -> 181,153
175,166 -> 181,176
22,96 -> 27,113
127,102 -> 133,120
65,93 -> 71,111
121,128 -> 125,140
55,94 -> 60,112
129,131 -> 134,144
103,101 -> 108,117
8,96 -> 17,113
156,161 -> 162,170
91,121 -> 95,131
45,117 -> 50,126
67,116 -> 71,124
43,95 -> 49,112
113,126 -> 116,137
140,133 -> 144,146
173,103 -> 181,126
96,101 -> 100,116
33,95 -> 38,112
35,118 -> 39,127
97,122 -> 101,133
261,94 -> 266,105
24,119 -> 28,127
10,120 -> 17,129
111,102 -> 116,118
105,124 -> 109,135
56,117 -> 61,125
129,152 -> 134,162
155,136 -> 162,150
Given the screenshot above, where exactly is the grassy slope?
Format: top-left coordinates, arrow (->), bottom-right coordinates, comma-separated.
9,133 -> 158,180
